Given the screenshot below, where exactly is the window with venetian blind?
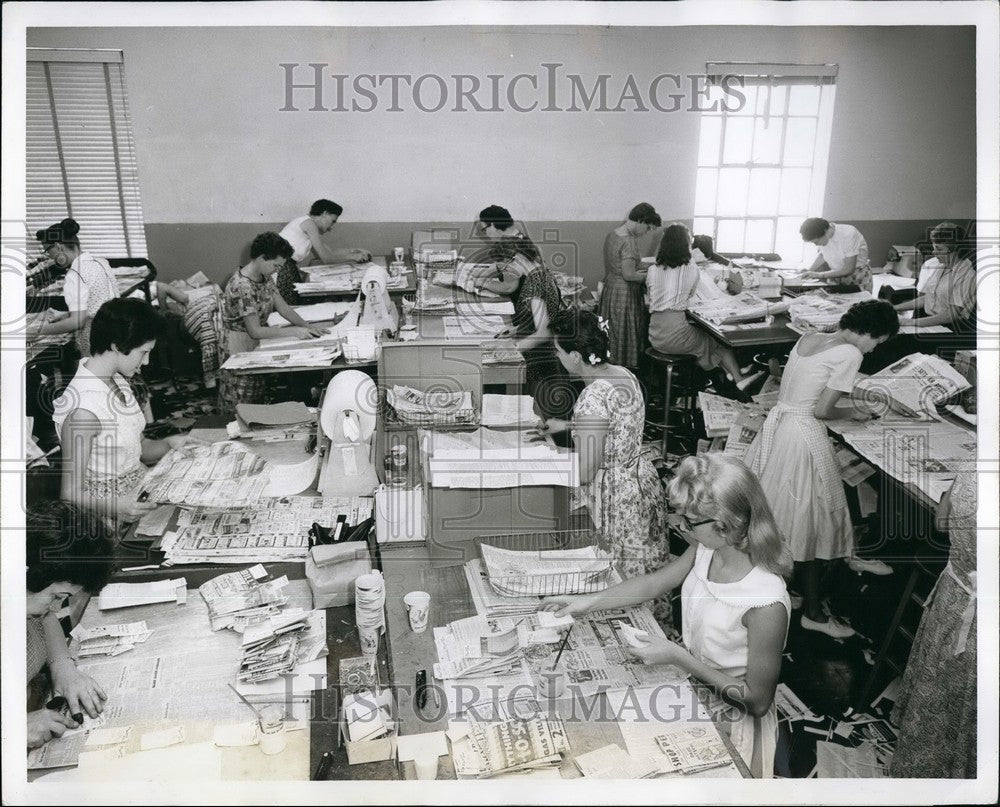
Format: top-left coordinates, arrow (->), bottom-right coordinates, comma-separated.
26,48 -> 148,258
693,63 -> 838,263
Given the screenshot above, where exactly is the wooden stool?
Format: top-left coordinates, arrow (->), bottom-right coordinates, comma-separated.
644,348 -> 704,459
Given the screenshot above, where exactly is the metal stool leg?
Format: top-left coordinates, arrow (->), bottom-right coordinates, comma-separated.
662,361 -> 674,460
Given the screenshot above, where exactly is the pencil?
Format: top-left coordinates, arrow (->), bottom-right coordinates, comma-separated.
550,626 -> 572,671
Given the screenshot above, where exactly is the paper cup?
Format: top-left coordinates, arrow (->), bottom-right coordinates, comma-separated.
258,705 -> 286,755
413,751 -> 439,780
403,591 -> 430,633
359,624 -> 381,657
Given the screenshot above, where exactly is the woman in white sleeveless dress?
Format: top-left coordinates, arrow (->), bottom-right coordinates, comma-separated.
744,300 -> 899,638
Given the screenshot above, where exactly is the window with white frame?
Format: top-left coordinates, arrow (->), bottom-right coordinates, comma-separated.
693,63 -> 837,263
26,48 -> 148,258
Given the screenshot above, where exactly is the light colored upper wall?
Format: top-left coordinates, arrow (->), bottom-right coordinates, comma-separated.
27,25 -> 976,224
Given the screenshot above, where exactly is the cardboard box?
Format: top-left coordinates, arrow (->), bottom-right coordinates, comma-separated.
340,689 -> 398,765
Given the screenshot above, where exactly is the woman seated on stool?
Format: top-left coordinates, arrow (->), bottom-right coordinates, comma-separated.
53,299 -> 205,524
218,232 -> 326,415
744,300 -> 899,638
26,501 -> 116,748
798,217 -> 873,293
863,221 -> 977,373
646,223 -> 753,401
532,310 -> 671,626
544,453 -> 792,778
473,205 -> 575,419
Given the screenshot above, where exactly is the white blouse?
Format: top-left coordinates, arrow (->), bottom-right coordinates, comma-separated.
63,252 -> 118,356
278,216 -> 313,264
645,260 -> 700,312
53,360 -> 146,499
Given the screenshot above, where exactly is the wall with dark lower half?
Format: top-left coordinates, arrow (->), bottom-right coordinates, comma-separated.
28,25 -> 977,286
144,218 -> 975,291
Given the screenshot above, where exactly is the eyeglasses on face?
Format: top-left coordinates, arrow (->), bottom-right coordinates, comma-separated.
667,510 -> 715,534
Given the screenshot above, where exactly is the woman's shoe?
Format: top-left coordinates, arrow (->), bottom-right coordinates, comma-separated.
800,614 -> 855,639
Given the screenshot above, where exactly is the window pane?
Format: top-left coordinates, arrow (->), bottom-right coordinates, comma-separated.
722,117 -> 753,164
728,82 -> 756,115
694,168 -> 719,215
706,81 -> 726,109
752,117 -> 782,164
778,168 -> 812,214
776,217 -> 805,263
748,168 -> 780,215
693,217 -> 716,241
716,219 -> 746,252
698,116 -> 722,166
716,168 -> 750,216
757,84 -> 788,115
788,84 -> 820,116
783,118 -> 817,166
745,220 -> 775,253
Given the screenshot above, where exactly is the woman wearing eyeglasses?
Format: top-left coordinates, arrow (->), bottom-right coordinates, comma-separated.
28,218 -> 118,358
544,453 -> 792,778
744,300 -> 899,638
532,310 -> 671,625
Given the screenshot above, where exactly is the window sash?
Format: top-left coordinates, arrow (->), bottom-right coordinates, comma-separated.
26,49 -> 147,259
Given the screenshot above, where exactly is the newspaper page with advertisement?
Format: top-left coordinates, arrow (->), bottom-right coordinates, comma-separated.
137,442 -> 270,507
463,716 -> 570,777
159,496 -> 373,565
853,352 -> 971,420
698,392 -> 768,437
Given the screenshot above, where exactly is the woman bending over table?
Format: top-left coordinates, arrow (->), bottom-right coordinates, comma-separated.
218,232 -> 326,414
26,501 -> 116,748
533,310 -> 671,626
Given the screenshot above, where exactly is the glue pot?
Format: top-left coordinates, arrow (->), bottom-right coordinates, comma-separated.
258,704 -> 286,755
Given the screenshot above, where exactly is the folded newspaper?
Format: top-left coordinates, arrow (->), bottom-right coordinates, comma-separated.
456,717 -> 570,777
853,352 -> 971,420
198,564 -> 290,632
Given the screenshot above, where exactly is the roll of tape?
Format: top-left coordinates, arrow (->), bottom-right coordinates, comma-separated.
362,264 -> 389,295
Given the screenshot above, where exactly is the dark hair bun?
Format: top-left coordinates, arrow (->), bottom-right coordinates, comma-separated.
552,309 -> 612,365
35,217 -> 80,245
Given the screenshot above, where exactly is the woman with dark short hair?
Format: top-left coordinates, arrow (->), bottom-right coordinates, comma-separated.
799,217 -> 873,292
599,203 -> 662,370
536,310 -> 672,626
275,199 -> 372,304
26,501 -> 116,748
473,205 -> 575,419
53,299 -> 205,523
744,300 -> 900,638
219,232 -> 327,413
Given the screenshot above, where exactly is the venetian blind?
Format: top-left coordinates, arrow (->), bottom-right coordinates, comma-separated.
26,48 -> 148,258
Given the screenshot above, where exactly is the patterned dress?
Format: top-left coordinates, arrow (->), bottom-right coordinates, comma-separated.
891,470 -> 977,778
599,230 -> 647,369
219,271 -> 278,414
512,266 -> 574,419
573,373 -> 671,627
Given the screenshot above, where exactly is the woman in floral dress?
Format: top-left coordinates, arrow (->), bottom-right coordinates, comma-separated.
218,232 -> 325,415
891,470 -> 977,778
536,310 -> 672,626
